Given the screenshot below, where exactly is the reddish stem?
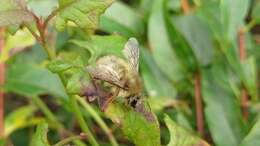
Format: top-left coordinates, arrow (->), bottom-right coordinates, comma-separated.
195,72 -> 205,137
181,0 -> 205,137
0,28 -> 5,138
238,28 -> 249,119
181,0 -> 190,14
239,28 -> 246,61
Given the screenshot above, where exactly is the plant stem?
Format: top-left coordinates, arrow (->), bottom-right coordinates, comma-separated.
181,0 -> 190,14
70,95 -> 99,146
26,15 -> 99,146
54,135 -> 85,146
0,28 -> 5,138
31,96 -> 87,146
31,96 -> 64,129
194,72 -> 205,137
76,96 -> 119,146
181,0 -> 205,137
238,27 -> 249,119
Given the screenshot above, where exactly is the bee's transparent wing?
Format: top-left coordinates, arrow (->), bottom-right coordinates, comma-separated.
86,65 -> 125,88
123,38 -> 139,72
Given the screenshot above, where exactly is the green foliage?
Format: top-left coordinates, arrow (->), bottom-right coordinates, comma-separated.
55,0 -> 113,31
105,101 -> 160,146
47,59 -> 73,73
5,64 -> 68,99
202,61 -> 247,146
100,2 -> 145,39
27,0 -> 58,17
164,115 -> 209,146
4,105 -> 45,137
71,35 -> 126,64
0,0 -> 33,26
1,0 -> 259,146
148,0 -> 183,83
240,117 -> 260,146
252,1 -> 260,23
30,122 -> 50,146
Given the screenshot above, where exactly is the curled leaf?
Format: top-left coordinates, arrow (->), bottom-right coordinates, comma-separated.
56,0 -> 114,31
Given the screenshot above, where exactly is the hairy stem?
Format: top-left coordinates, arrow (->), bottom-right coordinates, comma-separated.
0,28 -> 5,138
77,96 -> 119,146
195,72 -> 205,137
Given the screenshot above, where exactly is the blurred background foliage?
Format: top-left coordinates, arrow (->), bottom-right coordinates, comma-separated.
0,0 -> 259,146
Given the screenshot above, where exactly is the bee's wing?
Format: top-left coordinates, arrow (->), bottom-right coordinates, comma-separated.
86,65 -> 125,88
123,38 -> 139,72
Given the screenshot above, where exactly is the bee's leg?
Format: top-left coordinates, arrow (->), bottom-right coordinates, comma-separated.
99,87 -> 120,112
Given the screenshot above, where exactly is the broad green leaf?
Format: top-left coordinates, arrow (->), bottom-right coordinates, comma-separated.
66,70 -> 90,94
55,0 -> 113,31
105,101 -> 161,146
164,115 -> 210,146
4,105 -> 45,137
0,0 -> 33,26
100,2 -> 145,39
0,29 -> 35,62
241,57 -> 257,102
5,63 -> 68,99
252,1 -> 260,23
164,1 -> 197,73
27,0 -> 58,17
47,59 -> 73,73
30,122 -> 50,146
198,0 -> 249,41
220,0 -> 250,40
148,0 -> 183,83
71,35 -> 126,64
174,14 -> 214,66
140,48 -> 176,98
239,117 -> 260,146
202,60 -> 247,146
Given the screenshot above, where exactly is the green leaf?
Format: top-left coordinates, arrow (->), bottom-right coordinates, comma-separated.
239,117 -> 260,146
99,2 -> 145,39
221,0 -> 250,40
55,0 -> 113,31
66,70 -> 90,94
0,29 -> 35,62
241,57 -> 257,102
174,14 -> 214,66
252,1 -> 260,23
164,1 -> 197,73
164,115 -> 210,146
71,35 -> 126,64
140,48 -> 176,98
199,0 -> 249,41
0,0 -> 34,26
105,101 -> 161,146
148,0 -> 183,83
27,0 -> 58,17
47,59 -> 73,73
30,122 -> 50,146
4,105 -> 45,136
5,63 -> 68,99
202,60 -> 247,146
